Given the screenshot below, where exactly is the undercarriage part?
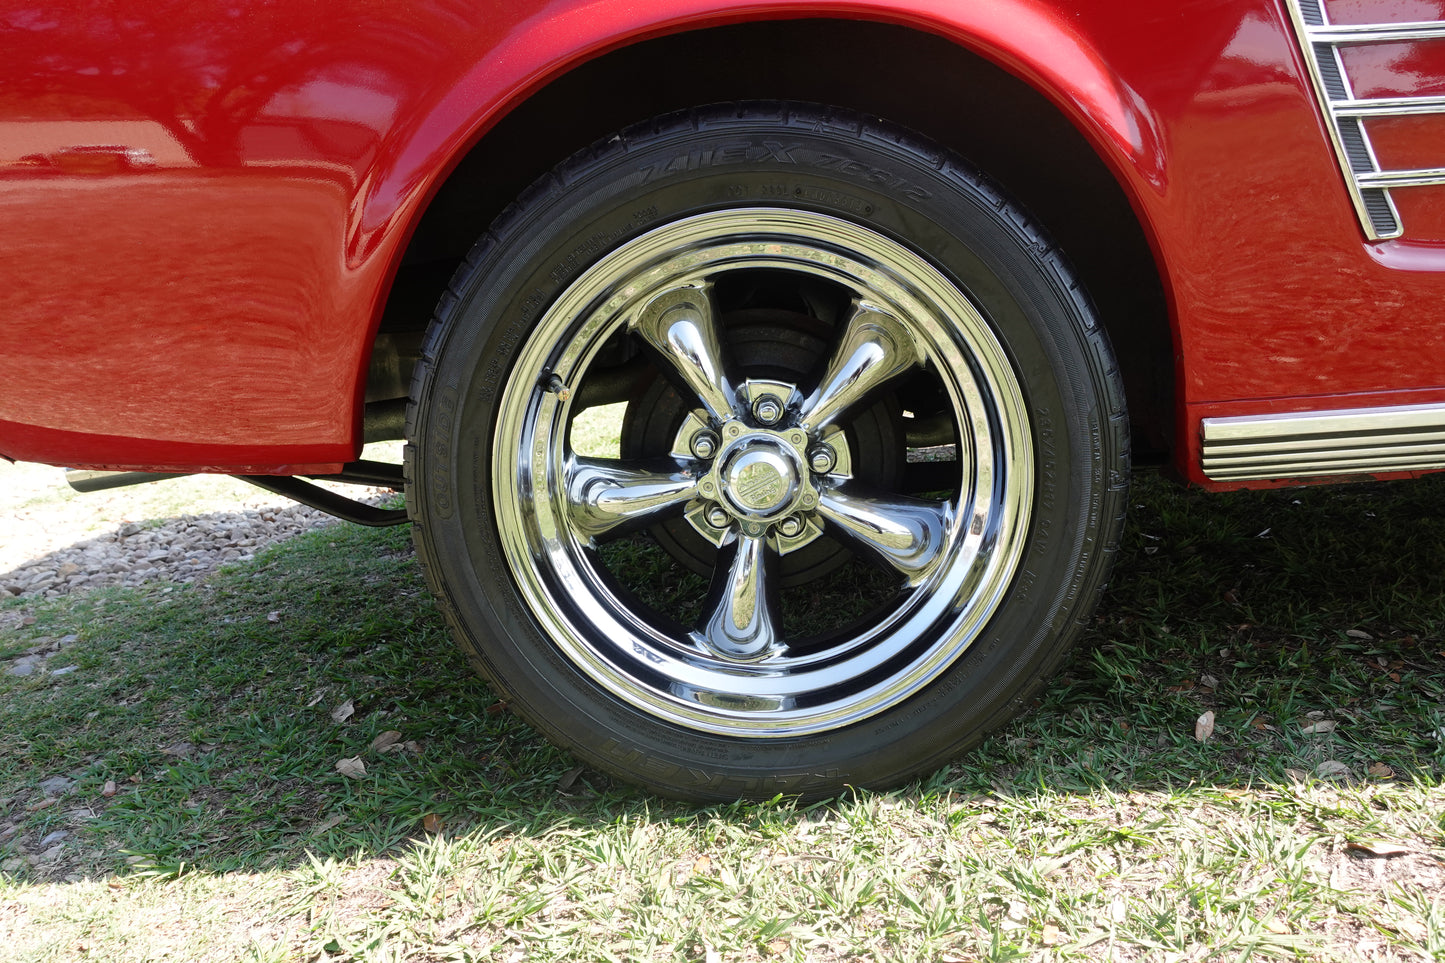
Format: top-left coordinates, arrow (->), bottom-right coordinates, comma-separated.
364,398 -> 408,443
312,459 -> 406,488
67,469 -> 189,493
235,472 -> 408,527
66,463 -> 408,527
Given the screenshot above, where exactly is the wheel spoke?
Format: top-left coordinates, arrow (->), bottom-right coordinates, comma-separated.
566,457 -> 699,540
695,533 -> 781,660
798,302 -> 922,431
630,283 -> 738,424
816,484 -> 952,583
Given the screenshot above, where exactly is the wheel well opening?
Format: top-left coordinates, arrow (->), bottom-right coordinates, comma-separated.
373,18 -> 1173,457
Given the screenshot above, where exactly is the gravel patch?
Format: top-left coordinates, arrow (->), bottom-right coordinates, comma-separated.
1,458 -> 399,600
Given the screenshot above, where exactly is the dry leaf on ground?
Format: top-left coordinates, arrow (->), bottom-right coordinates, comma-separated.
335,756 -> 366,779
313,814 -> 345,833
370,730 -> 402,751
330,699 -> 355,724
1194,710 -> 1215,742
1302,720 -> 1337,734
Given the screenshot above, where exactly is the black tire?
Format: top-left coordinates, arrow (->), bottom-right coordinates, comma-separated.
406,102 -> 1128,801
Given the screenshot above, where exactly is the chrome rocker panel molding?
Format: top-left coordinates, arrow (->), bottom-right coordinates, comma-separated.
1201,403 -> 1445,481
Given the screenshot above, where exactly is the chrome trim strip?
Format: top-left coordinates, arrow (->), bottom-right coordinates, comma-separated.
1335,95 -> 1445,117
1208,428 -> 1445,455
1206,452 -> 1445,480
1358,167 -> 1445,188
1209,447 -> 1445,468
1312,22 -> 1445,43
1201,403 -> 1445,480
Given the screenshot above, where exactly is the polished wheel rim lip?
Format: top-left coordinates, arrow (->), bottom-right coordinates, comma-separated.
492,208 -> 1033,738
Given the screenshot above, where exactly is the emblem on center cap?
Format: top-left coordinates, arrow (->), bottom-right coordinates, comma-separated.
735,462 -> 785,508
724,447 -> 796,515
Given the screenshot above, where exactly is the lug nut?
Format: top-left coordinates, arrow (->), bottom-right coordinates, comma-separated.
808,445 -> 836,474
690,430 -> 719,460
753,397 -> 784,425
776,515 -> 804,538
705,506 -> 731,529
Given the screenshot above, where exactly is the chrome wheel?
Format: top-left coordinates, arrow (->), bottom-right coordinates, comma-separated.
493,208 -> 1033,737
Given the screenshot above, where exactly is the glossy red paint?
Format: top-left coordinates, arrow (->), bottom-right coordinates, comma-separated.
1325,0 -> 1445,25
1,0 -> 1444,489
1342,39 -> 1445,98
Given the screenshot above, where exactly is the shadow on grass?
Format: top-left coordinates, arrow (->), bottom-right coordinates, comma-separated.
939,471 -> 1445,798
2,472 -> 1443,881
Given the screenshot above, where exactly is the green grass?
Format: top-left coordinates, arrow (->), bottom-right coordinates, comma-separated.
2,472 -> 1444,960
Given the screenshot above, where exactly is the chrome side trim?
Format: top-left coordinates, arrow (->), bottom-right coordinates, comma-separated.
1312,21 -> 1445,43
1335,95 -> 1445,118
1201,403 -> 1445,480
1358,167 -> 1445,188
1282,0 -> 1445,239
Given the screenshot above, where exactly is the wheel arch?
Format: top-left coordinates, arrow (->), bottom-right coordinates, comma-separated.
368,9 -> 1176,457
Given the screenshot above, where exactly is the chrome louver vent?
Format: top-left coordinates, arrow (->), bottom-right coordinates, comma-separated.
1285,0 -> 1445,239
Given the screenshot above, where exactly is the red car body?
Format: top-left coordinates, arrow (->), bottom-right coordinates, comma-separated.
5,0 -> 1444,798
5,0 -> 1445,484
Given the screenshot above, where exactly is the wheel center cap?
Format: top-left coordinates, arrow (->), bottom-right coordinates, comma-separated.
723,444 -> 798,516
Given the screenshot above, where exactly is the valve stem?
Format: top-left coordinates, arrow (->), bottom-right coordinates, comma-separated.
542,373 -> 571,401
